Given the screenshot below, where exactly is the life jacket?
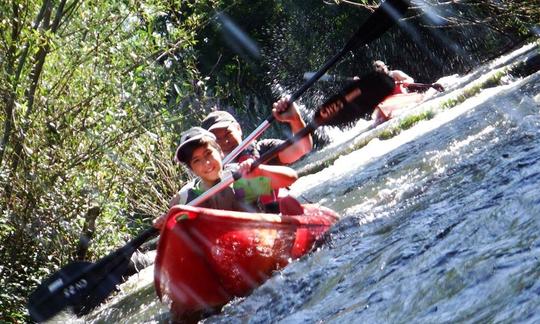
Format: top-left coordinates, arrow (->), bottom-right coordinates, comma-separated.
234,142 -> 282,210
232,175 -> 283,213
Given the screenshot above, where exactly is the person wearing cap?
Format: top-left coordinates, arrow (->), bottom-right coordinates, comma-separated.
153,127 -> 298,228
201,98 -> 312,165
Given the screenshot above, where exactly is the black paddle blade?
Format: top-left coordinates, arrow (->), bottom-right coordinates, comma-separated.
315,72 -> 395,127
27,227 -> 158,321
27,261 -> 94,322
27,254 -> 131,321
345,0 -> 410,52
253,73 -> 394,169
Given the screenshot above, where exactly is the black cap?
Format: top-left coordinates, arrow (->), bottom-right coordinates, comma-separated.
201,111 -> 238,131
174,127 -> 216,163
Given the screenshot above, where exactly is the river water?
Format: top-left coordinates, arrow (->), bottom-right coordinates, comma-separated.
78,41 -> 540,323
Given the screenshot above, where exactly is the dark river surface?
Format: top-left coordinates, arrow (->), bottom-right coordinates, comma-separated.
79,42 -> 539,323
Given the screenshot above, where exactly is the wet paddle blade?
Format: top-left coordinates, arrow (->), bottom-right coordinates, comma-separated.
26,227 -> 159,321
315,72 -> 396,127
346,0 -> 410,48
28,261 -> 93,322
252,72 -> 395,169
27,254 -> 130,322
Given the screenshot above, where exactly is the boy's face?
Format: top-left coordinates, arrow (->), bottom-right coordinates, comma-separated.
210,123 -> 242,155
189,143 -> 223,184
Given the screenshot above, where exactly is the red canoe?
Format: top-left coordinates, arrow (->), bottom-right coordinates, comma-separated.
373,92 -> 425,124
154,202 -> 339,319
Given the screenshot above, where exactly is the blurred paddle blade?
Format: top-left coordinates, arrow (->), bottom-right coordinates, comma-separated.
215,12 -> 261,61
315,72 -> 395,127
345,0 -> 410,50
27,252 -> 131,321
27,227 -> 159,321
28,262 -> 94,322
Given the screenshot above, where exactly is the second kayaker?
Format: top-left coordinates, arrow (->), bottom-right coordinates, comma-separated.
201,98 -> 312,166
372,59 -> 415,94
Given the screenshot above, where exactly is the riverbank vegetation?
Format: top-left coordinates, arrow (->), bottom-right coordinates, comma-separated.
1,0 -> 538,321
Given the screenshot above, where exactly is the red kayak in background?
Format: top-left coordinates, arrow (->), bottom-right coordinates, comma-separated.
372,81 -> 444,125
154,200 -> 339,320
373,92 -> 426,125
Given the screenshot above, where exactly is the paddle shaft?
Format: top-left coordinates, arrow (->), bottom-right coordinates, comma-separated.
222,116 -> 273,165
222,0 -> 410,165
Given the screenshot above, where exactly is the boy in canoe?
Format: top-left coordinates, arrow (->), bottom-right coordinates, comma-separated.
162,127 -> 297,217
201,98 -> 312,165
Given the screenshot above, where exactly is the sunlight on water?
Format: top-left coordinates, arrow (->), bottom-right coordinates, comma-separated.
323,119 -> 373,147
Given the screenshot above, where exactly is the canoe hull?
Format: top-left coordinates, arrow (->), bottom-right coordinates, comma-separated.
374,92 -> 425,124
154,204 -> 339,317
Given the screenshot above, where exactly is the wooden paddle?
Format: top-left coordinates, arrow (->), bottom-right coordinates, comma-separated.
223,0 -> 410,164
27,0 -> 410,321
